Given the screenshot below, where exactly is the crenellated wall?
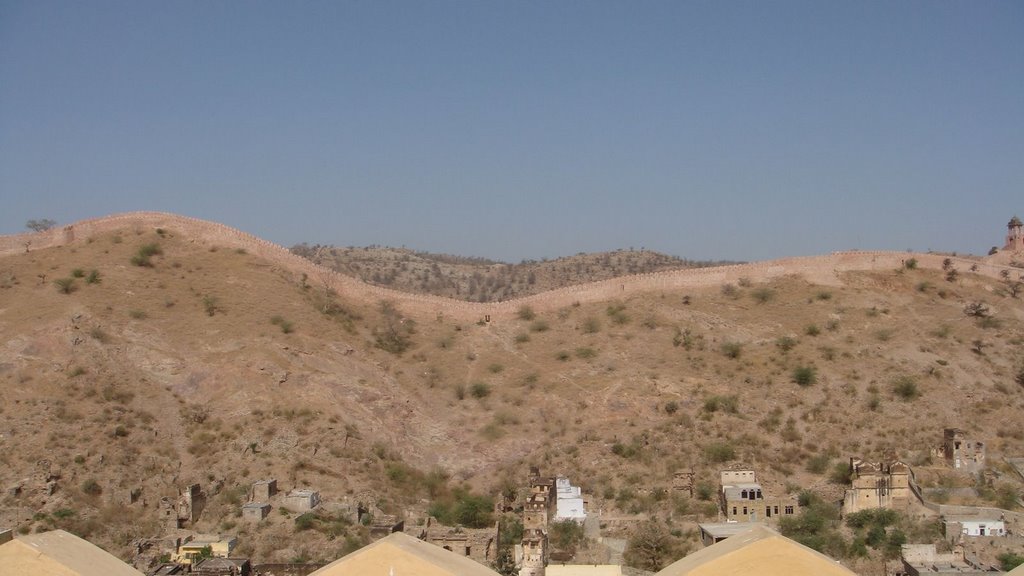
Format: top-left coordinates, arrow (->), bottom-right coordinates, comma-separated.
2,212 -> 1019,322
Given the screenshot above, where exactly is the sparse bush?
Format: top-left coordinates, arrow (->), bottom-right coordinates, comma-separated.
751,287 -> 775,303
81,479 -> 102,496
470,382 -> 491,399
517,306 -> 535,321
892,376 -> 919,401
53,277 -> 76,294
776,336 -> 798,352
202,295 -> 221,317
823,462 -> 856,489
806,454 -> 831,474
514,332 -> 530,344
606,302 -> 629,325
582,316 -> 601,334
487,363 -> 504,373
904,258 -> 918,270
71,268 -> 85,278
805,324 -> 821,336
128,309 -> 147,320
703,441 -> 736,463
721,283 -> 738,298
792,366 -> 817,387
704,395 -> 739,414
374,301 -> 415,354
529,319 -> 549,332
575,347 -> 597,359
721,341 -> 742,359
999,552 -> 1024,572
131,243 -> 162,267
664,401 -> 679,415
270,315 -> 294,333
555,350 -> 570,361
85,269 -> 101,284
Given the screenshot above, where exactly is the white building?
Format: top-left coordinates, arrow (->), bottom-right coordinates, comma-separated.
554,477 -> 586,523
945,518 -> 1006,538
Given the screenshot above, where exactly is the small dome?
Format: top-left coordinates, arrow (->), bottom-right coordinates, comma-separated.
1010,215 -> 1023,228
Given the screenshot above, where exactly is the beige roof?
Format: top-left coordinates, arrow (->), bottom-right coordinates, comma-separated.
548,565 -> 623,576
1006,563 -> 1024,576
0,529 -> 144,576
309,531 -> 501,576
655,525 -> 856,576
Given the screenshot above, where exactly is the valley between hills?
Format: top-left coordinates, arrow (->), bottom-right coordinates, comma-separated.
1,212 -> 1023,574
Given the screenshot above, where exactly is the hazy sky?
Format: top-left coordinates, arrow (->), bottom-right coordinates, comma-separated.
1,1 -> 1021,262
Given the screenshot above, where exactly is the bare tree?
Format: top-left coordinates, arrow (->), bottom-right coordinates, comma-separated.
25,219 -> 57,232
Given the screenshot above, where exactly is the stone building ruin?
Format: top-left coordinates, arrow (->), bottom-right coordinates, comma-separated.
941,428 -> 985,474
1005,215 -> 1023,252
842,459 -> 911,515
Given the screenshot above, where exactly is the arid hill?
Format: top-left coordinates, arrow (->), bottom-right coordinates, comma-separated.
290,243 -> 738,302
1,213 -> 1022,573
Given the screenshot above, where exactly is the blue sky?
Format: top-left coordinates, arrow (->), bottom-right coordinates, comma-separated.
1,1 -> 1021,262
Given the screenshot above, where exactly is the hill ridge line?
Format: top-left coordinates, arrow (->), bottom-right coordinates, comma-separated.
1,211 -> 1014,320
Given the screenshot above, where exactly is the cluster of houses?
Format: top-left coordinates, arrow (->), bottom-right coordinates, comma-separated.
2,427 -> 1020,575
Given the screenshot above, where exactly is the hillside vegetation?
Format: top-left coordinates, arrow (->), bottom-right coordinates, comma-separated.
0,217 -> 1022,572
290,243 -> 738,302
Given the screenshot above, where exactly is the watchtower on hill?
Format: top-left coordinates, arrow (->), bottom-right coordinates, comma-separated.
1005,215 -> 1023,252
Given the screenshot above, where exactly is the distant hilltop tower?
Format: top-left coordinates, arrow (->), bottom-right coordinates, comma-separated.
1006,215 -> 1024,252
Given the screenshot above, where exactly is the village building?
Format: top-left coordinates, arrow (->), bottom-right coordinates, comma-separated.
941,429 -> 986,474
308,531 -> 501,576
654,524 -> 858,576
841,458 -> 911,515
943,517 -> 1007,539
241,502 -> 270,521
282,488 -> 321,511
900,543 -> 1002,575
172,534 -> 237,565
0,528 -> 145,576
553,477 -> 586,523
697,522 -> 764,547
718,469 -> 799,522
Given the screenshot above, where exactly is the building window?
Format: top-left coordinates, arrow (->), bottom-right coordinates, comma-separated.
785,506 -> 794,514
742,506 -> 747,515
774,506 -> 779,515
732,506 -> 737,515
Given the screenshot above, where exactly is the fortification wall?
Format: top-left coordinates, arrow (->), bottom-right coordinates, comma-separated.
1,212 -> 1019,322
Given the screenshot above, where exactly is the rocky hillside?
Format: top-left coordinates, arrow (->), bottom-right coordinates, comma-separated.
1,215 -> 1022,573
290,243 -> 737,302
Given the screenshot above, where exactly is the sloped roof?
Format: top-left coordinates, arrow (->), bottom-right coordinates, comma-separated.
0,529 -> 145,576
1006,562 -> 1024,576
655,525 -> 856,576
309,531 -> 501,576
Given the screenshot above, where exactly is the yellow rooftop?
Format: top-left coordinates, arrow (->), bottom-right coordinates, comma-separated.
309,531 -> 501,576
655,524 -> 856,576
0,529 -> 145,576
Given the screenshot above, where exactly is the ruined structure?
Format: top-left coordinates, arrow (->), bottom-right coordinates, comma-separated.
842,459 -> 911,515
718,469 -> 799,522
900,543 -> 1002,575
241,502 -> 270,521
160,484 -> 203,530
1005,216 -> 1023,252
421,517 -> 497,565
520,528 -> 548,576
281,488 -> 320,511
941,429 -> 986,474
250,479 -> 277,502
